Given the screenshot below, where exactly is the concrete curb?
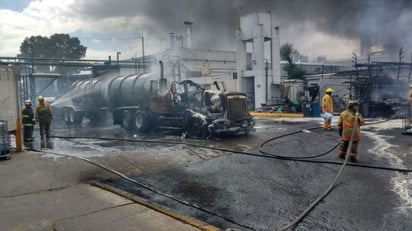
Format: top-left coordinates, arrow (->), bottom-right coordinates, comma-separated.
91,181 -> 220,231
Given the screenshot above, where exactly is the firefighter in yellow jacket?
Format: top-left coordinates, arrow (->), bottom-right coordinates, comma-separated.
337,99 -> 364,162
322,88 -> 334,130
35,96 -> 52,145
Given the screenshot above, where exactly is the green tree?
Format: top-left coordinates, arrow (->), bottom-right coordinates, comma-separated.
20,34 -> 86,59
19,34 -> 87,73
280,43 -> 306,80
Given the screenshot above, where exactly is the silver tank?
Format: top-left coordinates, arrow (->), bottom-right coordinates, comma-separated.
68,72 -> 154,111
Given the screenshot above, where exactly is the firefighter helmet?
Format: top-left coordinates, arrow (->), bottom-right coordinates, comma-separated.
325,88 -> 334,93
348,99 -> 359,106
37,95 -> 44,101
24,99 -> 32,106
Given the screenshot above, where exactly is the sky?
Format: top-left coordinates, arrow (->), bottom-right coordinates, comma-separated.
0,0 -> 411,61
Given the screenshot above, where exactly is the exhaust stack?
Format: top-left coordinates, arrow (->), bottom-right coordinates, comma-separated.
184,21 -> 193,49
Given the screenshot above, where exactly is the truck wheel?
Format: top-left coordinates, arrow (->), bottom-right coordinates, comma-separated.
134,111 -> 152,133
121,110 -> 132,130
64,109 -> 83,125
64,109 -> 71,125
188,121 -> 207,138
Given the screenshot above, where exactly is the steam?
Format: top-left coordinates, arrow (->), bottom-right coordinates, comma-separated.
70,0 -> 412,55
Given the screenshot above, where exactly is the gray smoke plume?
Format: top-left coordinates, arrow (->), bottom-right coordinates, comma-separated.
71,0 -> 412,55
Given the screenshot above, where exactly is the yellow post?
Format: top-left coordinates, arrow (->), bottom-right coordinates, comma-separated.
15,119 -> 23,152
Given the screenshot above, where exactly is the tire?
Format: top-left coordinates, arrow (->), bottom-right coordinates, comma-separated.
187,120 -> 208,138
134,111 -> 152,133
89,113 -> 106,126
64,108 -> 83,125
121,110 -> 132,130
64,109 -> 71,125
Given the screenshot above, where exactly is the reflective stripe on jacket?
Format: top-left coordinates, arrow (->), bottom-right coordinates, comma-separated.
338,109 -> 364,141
322,94 -> 334,113
21,106 -> 35,126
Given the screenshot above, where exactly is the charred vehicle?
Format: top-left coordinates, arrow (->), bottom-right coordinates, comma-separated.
52,61 -> 254,138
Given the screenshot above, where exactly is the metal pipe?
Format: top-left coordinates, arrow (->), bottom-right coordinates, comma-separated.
184,21 -> 193,49
159,60 -> 164,80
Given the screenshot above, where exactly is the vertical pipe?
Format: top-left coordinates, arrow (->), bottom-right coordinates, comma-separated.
184,21 -> 193,49
265,60 -> 268,104
142,36 -> 145,73
169,33 -> 175,50
159,60 -> 164,80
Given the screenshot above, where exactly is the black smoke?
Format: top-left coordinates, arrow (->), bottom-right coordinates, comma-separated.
70,0 -> 412,54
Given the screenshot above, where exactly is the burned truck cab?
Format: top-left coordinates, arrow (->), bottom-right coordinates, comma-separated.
167,80 -> 254,138
206,91 -> 255,137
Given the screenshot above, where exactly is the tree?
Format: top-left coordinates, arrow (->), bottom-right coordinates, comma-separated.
280,43 -> 306,80
19,34 -> 87,73
20,34 -> 86,59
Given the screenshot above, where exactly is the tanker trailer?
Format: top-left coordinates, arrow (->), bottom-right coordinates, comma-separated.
52,62 -> 255,138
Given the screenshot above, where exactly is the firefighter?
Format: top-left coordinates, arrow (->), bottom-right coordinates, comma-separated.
21,99 -> 36,143
409,84 -> 412,106
35,96 -> 52,145
322,88 -> 334,130
337,99 -> 364,162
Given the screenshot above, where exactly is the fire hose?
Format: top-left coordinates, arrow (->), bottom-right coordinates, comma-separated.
29,147 -> 256,230
274,111 -> 360,231
29,118 -> 410,230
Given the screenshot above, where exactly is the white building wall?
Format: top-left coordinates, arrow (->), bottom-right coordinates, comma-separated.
237,12 -> 282,109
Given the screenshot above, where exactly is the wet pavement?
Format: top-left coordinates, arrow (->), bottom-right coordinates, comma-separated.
23,117 -> 412,230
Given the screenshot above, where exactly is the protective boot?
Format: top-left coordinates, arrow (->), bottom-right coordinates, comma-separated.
46,138 -> 53,149
40,137 -> 46,149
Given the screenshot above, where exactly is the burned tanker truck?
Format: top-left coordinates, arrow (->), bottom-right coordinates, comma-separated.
52,61 -> 254,138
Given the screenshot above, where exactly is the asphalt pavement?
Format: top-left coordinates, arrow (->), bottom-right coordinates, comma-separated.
1,117 -> 411,231
99,118 -> 412,230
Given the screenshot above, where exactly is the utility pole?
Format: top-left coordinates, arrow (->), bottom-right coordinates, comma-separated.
116,52 -> 121,65
29,45 -> 36,106
397,47 -> 404,80
351,52 -> 358,99
142,36 -> 145,73
137,35 -> 145,73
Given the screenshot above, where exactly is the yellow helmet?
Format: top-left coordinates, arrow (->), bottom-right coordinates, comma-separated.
410,83 -> 412,88
24,99 -> 32,106
325,88 -> 334,93
37,96 -> 44,101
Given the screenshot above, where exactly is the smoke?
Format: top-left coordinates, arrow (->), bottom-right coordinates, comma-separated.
70,0 -> 412,56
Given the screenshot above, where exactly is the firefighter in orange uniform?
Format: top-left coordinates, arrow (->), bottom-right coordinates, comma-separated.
338,99 -> 364,162
322,88 -> 334,130
35,96 -> 52,146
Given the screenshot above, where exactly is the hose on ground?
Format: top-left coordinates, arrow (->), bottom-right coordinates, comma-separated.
35,117 -> 409,230
48,133 -> 412,173
275,111 -> 360,231
29,148 -> 256,230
